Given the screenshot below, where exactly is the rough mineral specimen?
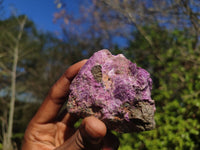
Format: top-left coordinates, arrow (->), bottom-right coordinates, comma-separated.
67,49 -> 156,133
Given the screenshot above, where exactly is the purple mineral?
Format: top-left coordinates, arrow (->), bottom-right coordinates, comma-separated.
67,49 -> 155,133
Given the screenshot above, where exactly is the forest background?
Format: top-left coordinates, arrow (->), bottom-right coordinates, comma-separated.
0,0 -> 200,150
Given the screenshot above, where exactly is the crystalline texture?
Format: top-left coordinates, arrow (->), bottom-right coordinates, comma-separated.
67,49 -> 155,133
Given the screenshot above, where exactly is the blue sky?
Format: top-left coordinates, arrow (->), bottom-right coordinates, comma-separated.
3,0 -> 127,47
3,0 -> 62,34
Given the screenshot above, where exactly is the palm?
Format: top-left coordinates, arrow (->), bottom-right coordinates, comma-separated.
25,121 -> 74,150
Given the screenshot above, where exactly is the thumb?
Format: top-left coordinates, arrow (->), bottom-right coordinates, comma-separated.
55,116 -> 107,150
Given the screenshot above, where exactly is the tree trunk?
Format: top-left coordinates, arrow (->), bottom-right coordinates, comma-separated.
3,16 -> 26,150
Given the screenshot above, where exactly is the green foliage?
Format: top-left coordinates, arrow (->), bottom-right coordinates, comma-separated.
117,27 -> 200,150
74,119 -> 83,129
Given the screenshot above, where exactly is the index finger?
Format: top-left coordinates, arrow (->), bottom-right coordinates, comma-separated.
31,59 -> 87,124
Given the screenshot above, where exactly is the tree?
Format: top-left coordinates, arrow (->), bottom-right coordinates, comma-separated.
54,0 -> 127,51
100,0 -> 200,49
0,15 -> 27,150
0,15 -> 44,150
55,0 -> 200,50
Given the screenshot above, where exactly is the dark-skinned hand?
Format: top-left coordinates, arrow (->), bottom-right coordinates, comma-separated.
22,60 -> 119,150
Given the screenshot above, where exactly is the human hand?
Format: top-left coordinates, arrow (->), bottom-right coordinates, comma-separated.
22,60 -> 119,150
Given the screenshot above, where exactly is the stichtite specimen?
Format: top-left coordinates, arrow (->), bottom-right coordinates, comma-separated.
67,49 -> 155,133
